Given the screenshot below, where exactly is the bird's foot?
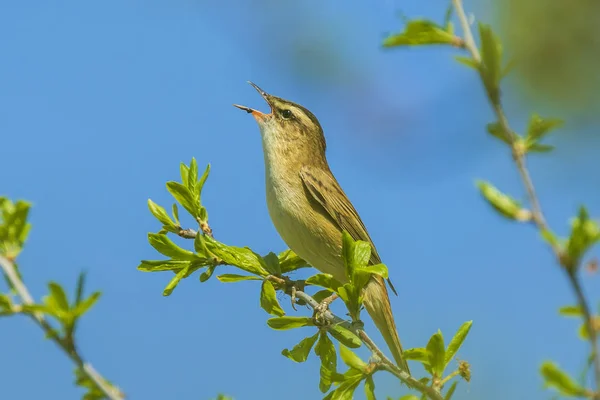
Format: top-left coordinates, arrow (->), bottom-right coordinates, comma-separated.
313,293 -> 339,326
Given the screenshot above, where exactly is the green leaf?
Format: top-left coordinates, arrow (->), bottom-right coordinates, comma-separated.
172,204 -> 180,225
216,274 -> 261,283
197,164 -> 211,204
427,331 -> 446,377
527,143 -> 555,153
267,316 -> 314,330
74,271 -> 86,306
445,321 -> 473,366
260,280 -> 285,316
306,274 -> 343,292
404,347 -> 430,364
328,325 -> 362,348
281,332 -> 319,362
444,381 -> 458,400
166,181 -> 199,218
364,376 -> 376,400
263,252 -> 281,275
72,292 -> 101,317
526,114 -> 563,141
559,305 -> 583,317
478,23 -> 503,103
339,344 -> 367,371
324,373 -> 363,400
356,263 -> 389,280
163,266 -> 189,296
398,396 -> 420,400
540,361 -> 587,397
312,289 -> 334,303
342,232 -> 371,270
382,20 -> 458,47
48,282 -> 69,311
454,55 -> 479,69
194,232 -> 209,256
486,122 -> 511,145
278,249 -> 309,273
147,233 -> 198,260
565,207 -> 600,270
188,157 -> 198,193
315,332 -> 337,393
476,181 -> 532,222
148,199 -> 176,228
137,260 -> 192,272
199,265 -> 216,282
204,237 -> 269,276
179,163 -> 189,185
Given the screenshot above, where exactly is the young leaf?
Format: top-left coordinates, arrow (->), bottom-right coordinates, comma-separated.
427,331 -> 446,377
281,332 -> 319,363
148,199 -> 176,228
48,282 -> 69,311
398,396 -> 420,400
199,265 -> 216,282
315,332 -> 337,393
260,280 -> 285,317
339,345 -> 367,372
267,316 -> 315,330
188,157 -> 198,194
306,274 -> 343,292
137,260 -> 191,272
72,292 -> 101,317
445,320 -> 473,366
278,249 -> 309,273
74,271 -> 86,306
540,361 -> 587,397
565,207 -> 600,270
147,233 -> 198,260
486,122 -> 511,145
179,163 -> 189,185
526,114 -> 563,141
364,376 -> 376,400
476,181 -> 532,222
262,252 -> 281,275
323,373 -> 363,400
312,289 -> 334,303
559,305 -> 583,317
172,204 -> 180,225
454,56 -> 479,69
404,347 -> 430,364
166,181 -> 199,218
197,164 -> 211,203
216,274 -> 261,283
328,325 -> 362,349
204,237 -> 269,277
163,266 -> 189,296
478,23 -> 503,103
444,381 -> 458,400
382,20 -> 458,47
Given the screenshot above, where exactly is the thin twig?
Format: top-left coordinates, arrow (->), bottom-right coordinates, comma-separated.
452,0 -> 600,394
293,290 -> 444,400
0,255 -> 125,400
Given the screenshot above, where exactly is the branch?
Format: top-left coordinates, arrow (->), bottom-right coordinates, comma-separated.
452,0 -> 600,394
0,255 -> 125,400
293,290 -> 444,400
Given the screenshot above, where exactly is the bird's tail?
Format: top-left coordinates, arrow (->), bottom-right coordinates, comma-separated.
363,276 -> 410,373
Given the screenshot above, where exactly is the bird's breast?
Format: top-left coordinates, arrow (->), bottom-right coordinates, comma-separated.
264,163 -> 346,281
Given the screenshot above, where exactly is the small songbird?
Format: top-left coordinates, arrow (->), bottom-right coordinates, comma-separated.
234,82 -> 409,372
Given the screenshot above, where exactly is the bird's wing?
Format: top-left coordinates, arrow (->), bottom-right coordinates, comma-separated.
299,166 -> 397,294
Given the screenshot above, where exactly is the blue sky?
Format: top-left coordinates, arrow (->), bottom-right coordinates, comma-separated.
1,1 -> 599,399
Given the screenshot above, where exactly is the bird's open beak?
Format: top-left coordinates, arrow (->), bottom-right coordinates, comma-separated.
233,81 -> 273,120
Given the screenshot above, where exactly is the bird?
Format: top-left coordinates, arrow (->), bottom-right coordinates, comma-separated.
233,82 -> 409,372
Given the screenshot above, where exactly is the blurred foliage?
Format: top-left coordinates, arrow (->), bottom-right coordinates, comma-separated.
495,0 -> 600,116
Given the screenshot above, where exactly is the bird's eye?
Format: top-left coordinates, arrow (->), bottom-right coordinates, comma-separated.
281,109 -> 293,119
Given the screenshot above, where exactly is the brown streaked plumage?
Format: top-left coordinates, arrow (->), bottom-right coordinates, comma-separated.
234,82 -> 409,372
